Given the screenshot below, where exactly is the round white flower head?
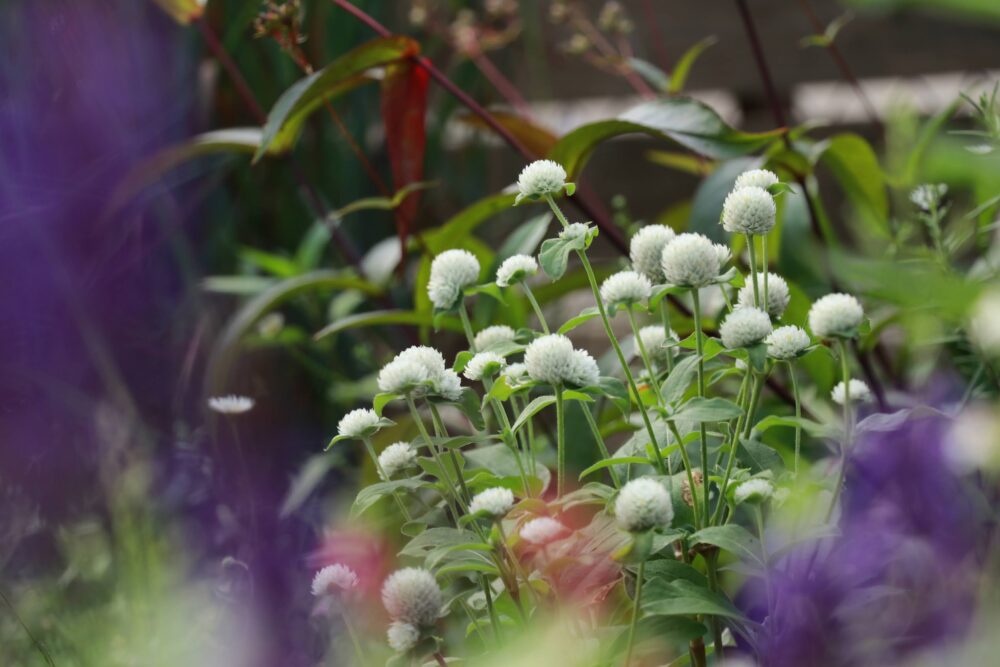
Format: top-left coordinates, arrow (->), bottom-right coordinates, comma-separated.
208,395 -> 255,414
434,369 -> 464,401
381,568 -> 442,627
378,442 -> 418,480
379,346 -> 452,396
516,159 -> 568,202
501,362 -> 529,386
474,325 -> 517,351
629,225 -> 676,283
969,290 -> 1000,356
831,379 -> 873,405
496,254 -> 539,287
720,307 -> 772,349
469,487 -> 515,518
661,233 -> 723,288
734,478 -> 774,504
737,273 -> 790,319
766,325 -> 811,360
569,348 -> 601,387
463,351 -> 507,381
337,408 -> 381,439
722,186 -> 776,235
524,334 -> 575,386
387,621 -> 420,653
734,169 -> 779,191
427,249 -> 480,310
520,517 -> 567,545
600,270 -> 652,309
638,325 -> 674,364
713,243 -> 732,268
910,183 -> 947,212
560,222 -> 591,242
615,478 -> 673,532
808,293 -> 864,339
312,563 -> 359,597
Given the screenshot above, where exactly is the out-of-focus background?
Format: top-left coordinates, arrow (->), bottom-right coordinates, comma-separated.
1,1 -> 998,665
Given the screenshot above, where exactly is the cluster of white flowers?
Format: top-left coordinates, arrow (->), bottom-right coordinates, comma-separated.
629,225 -> 675,283
496,254 -> 538,287
474,325 -> 517,351
520,516 -> 567,545
378,346 -> 462,400
311,563 -> 359,597
600,270 -> 652,309
337,408 -> 381,439
660,233 -> 724,288
720,307 -> 773,349
469,487 -> 515,518
734,168 -> 779,191
637,325 -> 674,364
910,183 -> 947,212
808,293 -> 864,339
516,159 -> 568,203
427,249 -> 480,310
733,478 -> 774,504
382,568 -> 443,628
766,325 -> 811,360
524,334 -> 599,387
378,442 -> 418,480
722,186 -> 776,235
737,272 -> 790,319
207,395 -> 255,414
463,351 -> 507,381
614,478 -> 673,532
831,379 -> 873,405
387,621 -> 420,653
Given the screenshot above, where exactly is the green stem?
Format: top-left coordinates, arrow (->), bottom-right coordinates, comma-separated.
406,396 -> 467,514
362,437 -> 412,521
459,304 -> 477,350
622,559 -> 646,667
481,573 -> 502,643
582,406 -> 622,488
485,379 -> 532,496
826,339 -> 853,521
665,418 -> 702,528
555,386 -> 567,497
628,308 -> 665,405
761,235 -> 769,313
428,403 -> 475,506
711,371 -> 765,526
746,233 -> 760,308
545,194 -> 571,228
658,301 -> 674,373
342,612 -> 366,666
522,283 -> 550,334
788,361 -> 802,477
691,291 -> 710,517
702,553 -> 726,659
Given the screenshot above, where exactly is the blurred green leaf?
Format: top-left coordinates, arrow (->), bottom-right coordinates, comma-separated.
314,309 -> 460,340
668,36 -> 718,93
811,133 -> 889,236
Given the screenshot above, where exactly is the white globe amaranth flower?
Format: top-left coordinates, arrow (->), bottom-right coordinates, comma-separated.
312,563 -> 359,597
734,478 -> 774,504
387,621 -> 420,653
600,270 -> 652,309
660,233 -> 723,288
766,325 -> 811,360
808,293 -> 864,339
629,225 -> 675,283
720,307 -> 772,349
377,357 -> 432,395
721,186 -> 776,235
463,351 -> 507,381
615,478 -> 673,532
520,517 -> 567,545
568,349 -> 600,388
560,222 -> 591,242
338,408 -> 381,439
469,487 -> 515,518
496,254 -> 538,287
474,325 -> 517,351
208,395 -> 255,414
910,183 -> 947,212
378,442 -> 418,480
831,379 -> 873,405
427,249 -> 480,311
734,169 -> 779,191
637,325 -> 675,364
381,568 -> 443,628
378,346 -> 460,399
969,289 -> 1000,355
434,369 -> 464,401
516,159 -> 568,203
524,334 -> 600,386
713,243 -> 732,268
737,273 -> 790,319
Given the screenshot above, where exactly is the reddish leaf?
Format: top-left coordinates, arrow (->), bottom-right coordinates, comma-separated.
381,61 -> 429,258
457,110 -> 558,158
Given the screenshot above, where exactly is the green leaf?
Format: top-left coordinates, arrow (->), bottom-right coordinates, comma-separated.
660,354 -> 699,406
644,559 -> 708,587
627,58 -> 671,92
449,387 -> 488,431
351,479 -> 425,517
512,395 -> 556,433
579,457 -> 651,481
811,133 -> 888,236
668,36 -> 718,94
201,276 -> 276,295
423,193 -> 519,254
738,438 -> 785,474
754,414 -> 835,438
538,237 -> 573,280
314,309 -> 460,340
464,444 -> 550,495
558,306 -> 601,334
610,616 -> 707,656
373,392 -> 401,416
641,578 -> 747,621
255,37 -> 418,160
687,157 -> 758,242
400,527 -> 481,558
464,282 -> 505,304
430,435 -> 500,450
549,98 -> 782,180
671,397 -> 743,422
690,525 -> 763,566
